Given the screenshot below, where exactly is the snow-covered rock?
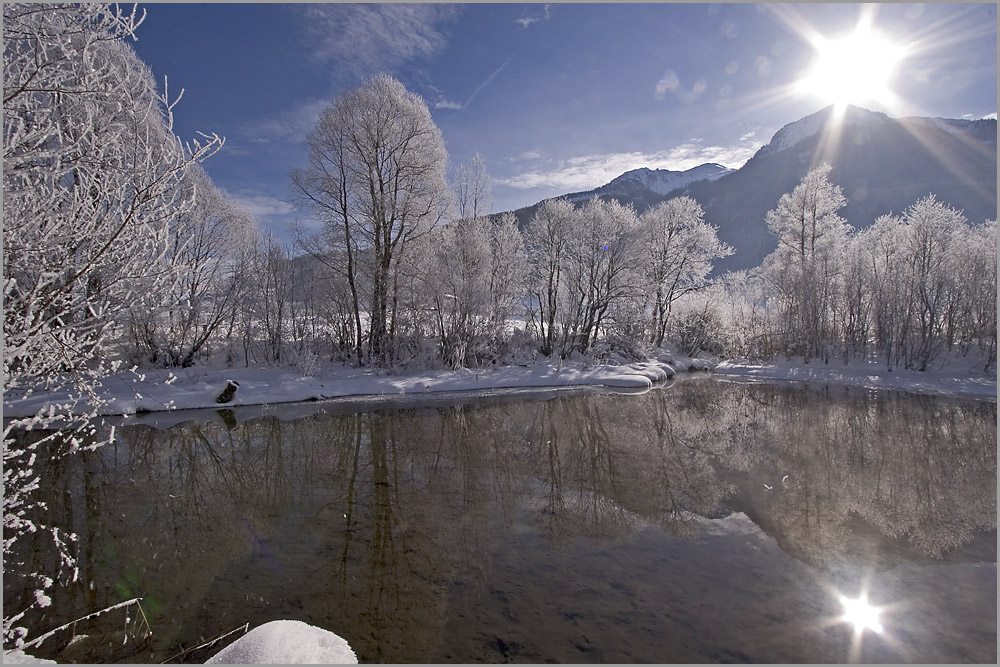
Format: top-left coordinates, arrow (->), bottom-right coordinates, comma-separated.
205,620 -> 357,664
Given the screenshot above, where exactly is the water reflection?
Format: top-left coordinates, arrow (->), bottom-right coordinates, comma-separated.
5,379 -> 995,663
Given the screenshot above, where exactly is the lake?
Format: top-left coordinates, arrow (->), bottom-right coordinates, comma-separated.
5,376 -> 996,663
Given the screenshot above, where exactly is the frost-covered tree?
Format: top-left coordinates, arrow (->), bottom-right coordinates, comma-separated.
899,195 -> 967,370
524,198 -> 575,357
558,198 -> 641,355
486,212 -> 527,337
638,196 -> 732,348
423,211 -> 526,367
762,163 -> 850,361
427,217 -> 492,366
3,2 -> 222,649
453,152 -> 494,221
292,74 -> 450,366
960,219 -> 997,370
126,168 -> 258,367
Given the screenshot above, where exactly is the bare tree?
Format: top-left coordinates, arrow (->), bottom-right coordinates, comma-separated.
639,197 -> 732,348
453,152 -> 494,221
558,198 -> 641,354
292,74 -> 450,366
126,168 -> 258,367
762,163 -> 850,361
524,198 -> 575,356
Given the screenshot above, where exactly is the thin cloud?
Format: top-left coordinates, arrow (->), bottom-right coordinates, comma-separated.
496,141 -> 762,191
515,4 -> 551,29
299,4 -> 459,78
223,190 -> 297,219
239,98 -> 329,145
435,55 -> 514,111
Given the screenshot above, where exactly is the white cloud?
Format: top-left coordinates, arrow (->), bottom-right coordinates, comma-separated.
515,4 -> 551,29
299,4 -> 459,78
435,98 -> 464,110
496,141 -> 762,192
224,191 -> 297,219
982,112 -> 997,120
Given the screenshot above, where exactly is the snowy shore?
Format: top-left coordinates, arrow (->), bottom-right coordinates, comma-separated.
715,357 -> 997,400
5,354 -> 995,424
2,359 -> 684,421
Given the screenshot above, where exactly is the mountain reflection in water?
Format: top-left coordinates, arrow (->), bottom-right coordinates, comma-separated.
5,378 -> 996,663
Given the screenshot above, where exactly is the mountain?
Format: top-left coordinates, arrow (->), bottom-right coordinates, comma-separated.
601,163 -> 733,197
507,163 -> 732,228
673,105 -> 997,272
504,105 -> 997,274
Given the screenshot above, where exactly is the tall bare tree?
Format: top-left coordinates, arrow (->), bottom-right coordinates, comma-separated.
453,152 -> 494,221
762,163 -> 849,361
639,196 -> 732,348
293,74 -> 450,366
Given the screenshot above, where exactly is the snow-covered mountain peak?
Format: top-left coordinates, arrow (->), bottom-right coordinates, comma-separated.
761,105 -> 890,156
606,163 -> 732,196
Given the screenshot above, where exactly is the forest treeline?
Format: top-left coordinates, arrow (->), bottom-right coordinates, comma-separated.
4,4 -> 996,404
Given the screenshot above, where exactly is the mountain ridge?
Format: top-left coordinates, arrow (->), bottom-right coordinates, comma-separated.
502,104 -> 997,273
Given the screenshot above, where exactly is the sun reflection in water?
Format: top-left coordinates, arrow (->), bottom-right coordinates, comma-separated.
839,594 -> 884,634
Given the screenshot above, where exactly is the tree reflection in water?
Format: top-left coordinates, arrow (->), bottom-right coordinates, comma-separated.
4,379 -> 995,663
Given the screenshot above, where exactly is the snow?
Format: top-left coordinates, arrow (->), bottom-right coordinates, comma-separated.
606,163 -> 732,196
760,104 -> 889,156
6,352 -> 991,425
714,357 -> 996,400
2,651 -> 55,664
2,360 -> 679,420
205,620 -> 357,664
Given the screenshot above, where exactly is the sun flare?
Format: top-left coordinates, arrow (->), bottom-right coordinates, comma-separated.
798,26 -> 906,109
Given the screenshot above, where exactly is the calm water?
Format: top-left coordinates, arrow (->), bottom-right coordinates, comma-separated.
5,377 -> 996,663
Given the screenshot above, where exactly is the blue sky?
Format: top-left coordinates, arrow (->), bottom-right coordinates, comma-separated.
130,3 -> 997,241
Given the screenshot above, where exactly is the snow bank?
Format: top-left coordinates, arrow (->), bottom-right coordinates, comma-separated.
205,620 -> 357,664
1,650 -> 55,664
714,358 -> 997,400
2,360 -> 677,419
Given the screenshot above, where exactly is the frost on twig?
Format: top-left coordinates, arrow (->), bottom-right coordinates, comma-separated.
3,1 -> 222,651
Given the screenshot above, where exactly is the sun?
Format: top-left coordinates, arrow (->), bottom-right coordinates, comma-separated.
797,25 -> 906,110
